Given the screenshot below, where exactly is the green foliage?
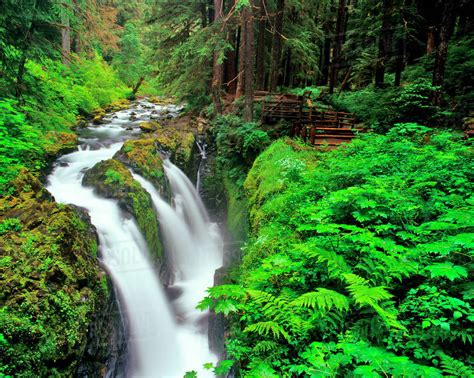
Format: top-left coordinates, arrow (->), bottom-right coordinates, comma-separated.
0,54 -> 128,195
0,218 -> 22,235
204,128 -> 473,375
113,22 -> 148,88
329,79 -> 451,131
212,115 -> 270,187
0,98 -> 43,191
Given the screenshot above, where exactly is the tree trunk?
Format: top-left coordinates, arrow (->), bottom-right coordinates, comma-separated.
225,29 -> 238,94
242,2 -> 255,121
318,36 -> 331,85
329,0 -> 346,94
200,1 -> 208,27
132,77 -> 144,95
255,0 -> 266,90
212,0 -> 224,114
269,0 -> 284,92
375,0 -> 393,88
432,0 -> 455,105
426,26 -> 436,54
394,37 -> 406,86
236,25 -> 245,98
61,10 -> 71,65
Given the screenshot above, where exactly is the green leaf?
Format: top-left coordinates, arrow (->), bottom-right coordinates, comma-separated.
422,320 -> 431,329
425,263 -> 468,281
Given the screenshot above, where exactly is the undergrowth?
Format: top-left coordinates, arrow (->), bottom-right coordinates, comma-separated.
201,124 -> 474,376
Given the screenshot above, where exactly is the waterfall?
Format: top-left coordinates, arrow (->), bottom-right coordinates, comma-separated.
133,162 -> 223,375
47,142 -> 182,376
46,100 -> 222,377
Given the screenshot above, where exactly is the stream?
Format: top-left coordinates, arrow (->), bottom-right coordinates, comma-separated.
46,100 -> 223,377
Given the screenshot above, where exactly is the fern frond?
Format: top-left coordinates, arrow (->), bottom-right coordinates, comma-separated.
244,321 -> 290,342
306,247 -> 352,277
344,273 -> 393,306
292,288 -> 350,312
247,289 -> 276,305
252,341 -> 280,353
439,352 -> 474,378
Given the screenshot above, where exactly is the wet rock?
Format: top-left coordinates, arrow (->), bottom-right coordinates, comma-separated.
114,139 -> 168,195
0,171 -> 111,376
82,159 -> 164,261
139,121 -> 158,133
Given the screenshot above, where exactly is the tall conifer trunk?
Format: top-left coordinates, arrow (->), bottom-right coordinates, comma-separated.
375,0 -> 393,88
212,0 -> 224,113
329,0 -> 346,94
269,0 -> 284,92
242,1 -> 255,121
255,0 -> 266,90
432,0 -> 455,105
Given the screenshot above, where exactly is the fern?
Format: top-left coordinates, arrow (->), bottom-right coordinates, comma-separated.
252,341 -> 280,353
306,246 -> 352,277
292,288 -> 349,312
438,353 -> 474,378
244,321 -> 290,342
343,274 -> 393,306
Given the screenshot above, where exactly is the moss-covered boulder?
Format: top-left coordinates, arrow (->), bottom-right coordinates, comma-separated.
114,139 -> 168,194
0,170 -> 108,376
43,131 -> 78,159
91,108 -> 106,124
139,121 -> 158,133
139,121 -> 195,171
105,98 -> 130,112
82,159 -> 163,261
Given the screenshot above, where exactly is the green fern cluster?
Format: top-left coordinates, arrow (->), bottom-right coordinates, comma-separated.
203,127 -> 473,376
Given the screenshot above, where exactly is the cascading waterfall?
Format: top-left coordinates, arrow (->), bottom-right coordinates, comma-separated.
46,100 -> 222,377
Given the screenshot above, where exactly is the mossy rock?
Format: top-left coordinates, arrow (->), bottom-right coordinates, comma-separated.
0,170 -> 108,376
141,121 -> 195,171
114,139 -> 167,194
148,96 -> 176,105
82,159 -> 164,261
91,108 -> 106,124
105,99 -> 130,112
139,121 -> 158,133
43,131 -> 78,159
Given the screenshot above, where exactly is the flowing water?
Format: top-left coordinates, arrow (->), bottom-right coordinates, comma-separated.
46,100 -> 222,377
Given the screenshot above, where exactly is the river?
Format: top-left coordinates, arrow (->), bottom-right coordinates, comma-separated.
46,99 -> 222,377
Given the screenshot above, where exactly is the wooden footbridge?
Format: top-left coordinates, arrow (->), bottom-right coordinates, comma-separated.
257,91 -> 361,147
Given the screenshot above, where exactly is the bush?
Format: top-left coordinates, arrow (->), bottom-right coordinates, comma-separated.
330,79 -> 452,131
212,115 -> 270,185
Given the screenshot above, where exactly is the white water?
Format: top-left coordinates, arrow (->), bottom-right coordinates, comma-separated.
46,101 -> 222,377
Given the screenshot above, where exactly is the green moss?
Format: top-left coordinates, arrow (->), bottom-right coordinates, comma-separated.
83,159 -> 164,260
133,121 -> 195,170
43,131 -> 78,158
105,98 -> 130,112
0,171 -> 106,376
115,139 -> 166,191
224,176 -> 249,246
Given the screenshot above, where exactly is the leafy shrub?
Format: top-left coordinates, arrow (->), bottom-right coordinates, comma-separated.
0,99 -> 43,192
212,115 -> 270,186
330,79 -> 449,131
